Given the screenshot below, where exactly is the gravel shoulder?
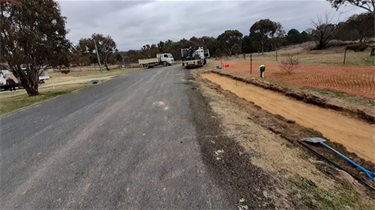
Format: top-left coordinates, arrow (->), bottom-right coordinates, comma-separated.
186,70 -> 305,209
188,68 -> 375,209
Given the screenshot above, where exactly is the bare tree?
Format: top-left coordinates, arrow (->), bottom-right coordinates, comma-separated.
280,55 -> 299,74
311,12 -> 338,50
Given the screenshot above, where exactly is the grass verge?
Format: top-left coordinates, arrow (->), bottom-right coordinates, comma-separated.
46,67 -> 141,84
0,67 -> 141,117
0,84 -> 89,117
289,175 -> 370,209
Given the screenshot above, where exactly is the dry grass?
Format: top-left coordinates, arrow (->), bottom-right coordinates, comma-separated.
193,68 -> 375,209
220,45 -> 374,67
207,43 -> 375,111
46,67 -> 141,84
192,46 -> 375,208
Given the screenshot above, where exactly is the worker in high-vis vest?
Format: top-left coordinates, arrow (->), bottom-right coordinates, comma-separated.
259,65 -> 265,78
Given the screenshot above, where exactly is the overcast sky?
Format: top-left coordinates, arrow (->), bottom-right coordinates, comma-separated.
57,0 -> 363,51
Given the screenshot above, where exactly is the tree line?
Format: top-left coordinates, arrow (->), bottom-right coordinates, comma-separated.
1,0 -> 373,96
74,12 -> 372,67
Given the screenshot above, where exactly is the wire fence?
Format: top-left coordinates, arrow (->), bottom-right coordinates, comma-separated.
221,60 -> 375,98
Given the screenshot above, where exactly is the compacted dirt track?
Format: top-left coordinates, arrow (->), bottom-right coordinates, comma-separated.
201,73 -> 375,163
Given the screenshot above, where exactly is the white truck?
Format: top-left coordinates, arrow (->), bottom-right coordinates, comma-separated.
181,47 -> 210,68
21,67 -> 50,83
0,70 -> 19,91
0,68 -> 50,90
38,71 -> 50,83
138,53 -> 174,68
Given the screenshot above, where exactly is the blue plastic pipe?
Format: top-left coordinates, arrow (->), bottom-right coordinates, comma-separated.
320,142 -> 375,181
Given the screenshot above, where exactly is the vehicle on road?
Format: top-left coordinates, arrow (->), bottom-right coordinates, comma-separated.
38,71 -> 50,83
0,70 -> 19,91
138,53 -> 174,68
21,68 -> 50,83
181,47 -> 210,68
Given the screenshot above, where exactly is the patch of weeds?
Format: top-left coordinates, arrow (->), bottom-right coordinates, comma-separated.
285,142 -> 293,148
298,154 -> 311,160
193,87 -> 201,92
301,88 -> 347,98
314,162 -> 337,175
277,169 -> 288,175
299,86 -> 375,107
291,190 -> 299,196
289,175 -> 360,209
363,57 -> 375,66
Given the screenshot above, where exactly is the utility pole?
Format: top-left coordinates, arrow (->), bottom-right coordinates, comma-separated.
121,53 -> 126,69
250,54 -> 252,75
94,39 -> 102,73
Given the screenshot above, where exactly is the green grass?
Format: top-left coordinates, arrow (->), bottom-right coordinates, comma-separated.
288,175 -> 365,209
299,86 -> 375,107
47,67 -> 141,84
0,84 -> 89,117
0,67 -> 142,117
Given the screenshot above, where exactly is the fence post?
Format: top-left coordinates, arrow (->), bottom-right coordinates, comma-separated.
250,54 -> 252,75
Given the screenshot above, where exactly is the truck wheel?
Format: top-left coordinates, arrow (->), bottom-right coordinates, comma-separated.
163,61 -> 167,66
143,64 -> 149,69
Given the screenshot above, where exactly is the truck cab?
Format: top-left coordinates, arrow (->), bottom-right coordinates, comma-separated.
156,53 -> 174,66
0,70 -> 19,90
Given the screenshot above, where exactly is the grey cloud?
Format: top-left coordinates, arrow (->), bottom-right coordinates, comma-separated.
58,0 -> 361,51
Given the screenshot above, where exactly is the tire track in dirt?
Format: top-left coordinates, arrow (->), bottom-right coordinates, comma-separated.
201,73 -> 375,163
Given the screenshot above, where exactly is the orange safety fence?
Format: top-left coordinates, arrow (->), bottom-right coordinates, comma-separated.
220,60 -> 375,98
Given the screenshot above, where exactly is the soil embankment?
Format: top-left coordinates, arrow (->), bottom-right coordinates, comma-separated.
201,73 -> 375,163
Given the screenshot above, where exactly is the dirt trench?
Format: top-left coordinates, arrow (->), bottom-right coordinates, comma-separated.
201,73 -> 375,163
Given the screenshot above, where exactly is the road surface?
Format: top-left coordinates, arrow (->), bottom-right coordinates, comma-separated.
0,66 -> 234,209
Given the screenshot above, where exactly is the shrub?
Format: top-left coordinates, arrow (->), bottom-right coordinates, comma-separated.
60,67 -> 70,74
346,45 -> 369,52
280,55 -> 299,74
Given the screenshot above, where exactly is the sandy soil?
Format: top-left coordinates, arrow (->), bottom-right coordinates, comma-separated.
201,73 -> 375,163
194,70 -> 375,208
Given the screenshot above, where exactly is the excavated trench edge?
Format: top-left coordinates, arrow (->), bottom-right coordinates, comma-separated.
207,70 -> 375,124
198,72 -> 375,194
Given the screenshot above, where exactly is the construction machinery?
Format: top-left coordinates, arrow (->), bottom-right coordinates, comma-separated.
181,47 -> 210,68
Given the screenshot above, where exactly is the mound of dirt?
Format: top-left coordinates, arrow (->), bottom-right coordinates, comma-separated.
210,70 -> 375,124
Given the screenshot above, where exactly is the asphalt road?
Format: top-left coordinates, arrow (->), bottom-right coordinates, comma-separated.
0,66 -> 234,209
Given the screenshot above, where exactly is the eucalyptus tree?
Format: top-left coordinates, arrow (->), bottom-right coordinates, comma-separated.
0,0 -> 70,96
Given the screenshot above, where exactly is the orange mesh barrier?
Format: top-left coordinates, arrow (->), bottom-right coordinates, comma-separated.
221,60 -> 375,98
